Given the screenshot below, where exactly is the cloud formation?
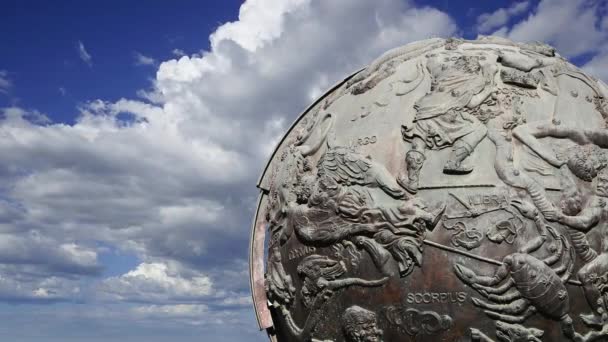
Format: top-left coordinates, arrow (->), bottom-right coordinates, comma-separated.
77,41 -> 93,67
0,0 -> 458,339
0,70 -> 11,94
486,0 -> 608,58
134,52 -> 156,66
584,48 -> 608,83
171,49 -> 186,57
8,0 -> 608,340
477,1 -> 530,33
99,262 -> 213,302
477,0 -> 608,84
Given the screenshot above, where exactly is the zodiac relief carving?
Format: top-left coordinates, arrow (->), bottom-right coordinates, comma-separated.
443,221 -> 483,250
550,168 -> 608,336
511,122 -> 608,175
390,62 -> 425,97
316,145 -> 407,199
297,255 -> 387,309
281,130 -> 446,279
486,218 -> 523,245
384,306 -> 452,337
455,199 -> 578,340
350,135 -> 377,146
264,95 -> 446,340
500,68 -> 541,89
292,150 -> 445,277
342,306 -> 384,342
446,191 -> 511,220
278,255 -> 387,342
471,322 -> 544,342
254,37 -> 608,342
265,247 -> 296,308
592,96 -> 608,127
264,112 -> 334,309
399,52 -> 497,192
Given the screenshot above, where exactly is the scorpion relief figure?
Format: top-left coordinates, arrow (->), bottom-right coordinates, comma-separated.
399,53 -> 498,193
455,199 -> 578,341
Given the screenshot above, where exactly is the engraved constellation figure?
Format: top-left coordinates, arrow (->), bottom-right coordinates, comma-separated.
292,174 -> 444,277
399,53 -> 497,193
318,145 -> 406,199
512,121 -> 608,172
384,306 -> 453,337
279,255 -> 386,342
297,255 -> 387,309
470,322 -> 544,342
279,287 -> 333,342
341,306 -> 383,342
265,112 -> 335,308
548,168 -> 608,329
455,199 -> 578,341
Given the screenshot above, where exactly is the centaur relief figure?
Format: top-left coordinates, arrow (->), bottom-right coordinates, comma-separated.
399,54 -> 497,193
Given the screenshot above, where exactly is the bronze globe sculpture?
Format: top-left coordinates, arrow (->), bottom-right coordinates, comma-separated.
250,37 -> 608,341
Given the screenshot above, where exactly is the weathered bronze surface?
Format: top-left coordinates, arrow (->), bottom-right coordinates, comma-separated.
250,37 -> 608,341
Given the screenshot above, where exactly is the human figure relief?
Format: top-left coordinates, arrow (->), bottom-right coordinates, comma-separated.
265,113 -> 334,308
341,306 -> 383,342
279,255 -> 387,342
512,122 -> 608,173
399,53 -> 497,193
291,173 -> 444,278
547,168 -> 608,329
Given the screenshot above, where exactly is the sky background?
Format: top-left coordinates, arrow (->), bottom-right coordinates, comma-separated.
0,0 -> 607,341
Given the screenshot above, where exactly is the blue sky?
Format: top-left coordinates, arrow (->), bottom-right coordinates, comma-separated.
1,1 -> 242,123
0,0 -> 607,341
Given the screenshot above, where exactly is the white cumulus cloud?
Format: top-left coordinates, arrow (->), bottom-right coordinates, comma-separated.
489,0 -> 608,58
584,48 -> 608,83
99,262 -> 213,302
477,1 -> 530,33
0,0 -> 458,338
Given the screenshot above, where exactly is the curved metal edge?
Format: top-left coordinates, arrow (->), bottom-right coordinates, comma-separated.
249,191 -> 272,331
249,38 -> 448,338
250,68 -> 366,340
255,68 -> 365,191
